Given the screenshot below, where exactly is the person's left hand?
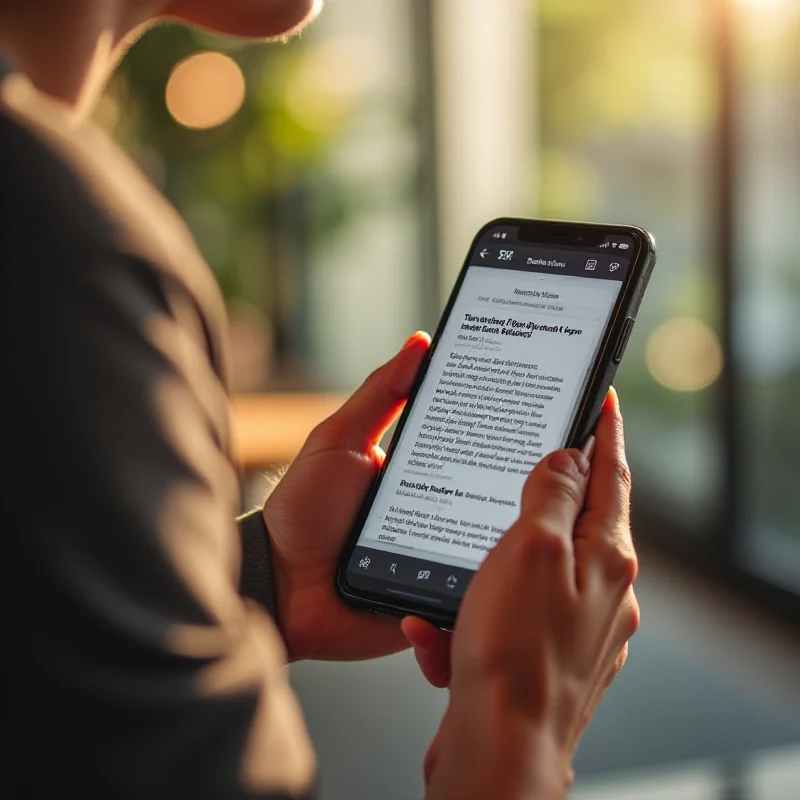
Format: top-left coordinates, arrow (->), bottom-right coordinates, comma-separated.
402,389 -> 637,787
262,332 -> 430,662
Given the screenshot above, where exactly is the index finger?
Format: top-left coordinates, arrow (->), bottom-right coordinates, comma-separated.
401,617 -> 452,689
581,388 -> 631,522
574,388 -> 637,588
306,332 -> 430,452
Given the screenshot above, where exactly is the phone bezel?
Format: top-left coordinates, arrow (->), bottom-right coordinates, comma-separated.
335,217 -> 657,629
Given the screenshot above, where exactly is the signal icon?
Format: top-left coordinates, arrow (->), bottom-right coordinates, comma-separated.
612,242 -> 618,248
598,242 -> 610,249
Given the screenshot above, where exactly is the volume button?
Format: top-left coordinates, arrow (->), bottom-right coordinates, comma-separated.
613,318 -> 635,364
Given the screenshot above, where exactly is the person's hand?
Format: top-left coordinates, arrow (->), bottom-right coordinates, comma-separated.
262,332 -> 430,662
406,389 -> 640,798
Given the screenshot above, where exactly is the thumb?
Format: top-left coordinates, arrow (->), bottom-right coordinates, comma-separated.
455,442 -> 595,656
307,331 -> 430,453
485,443 -> 594,596
518,441 -> 594,540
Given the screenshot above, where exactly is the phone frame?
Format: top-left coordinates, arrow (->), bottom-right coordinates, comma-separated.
336,217 -> 657,629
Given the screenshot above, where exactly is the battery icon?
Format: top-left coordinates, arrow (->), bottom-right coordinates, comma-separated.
618,243 -> 630,250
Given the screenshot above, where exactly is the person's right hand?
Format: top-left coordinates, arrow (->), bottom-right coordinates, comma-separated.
416,389 -> 640,799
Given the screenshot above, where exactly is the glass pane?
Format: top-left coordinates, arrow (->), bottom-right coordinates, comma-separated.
537,0 -> 722,526
735,1 -> 800,591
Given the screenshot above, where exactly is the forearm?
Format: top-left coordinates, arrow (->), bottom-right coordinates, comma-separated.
427,683 -> 568,800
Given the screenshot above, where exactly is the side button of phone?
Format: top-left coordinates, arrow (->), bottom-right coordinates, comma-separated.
613,318 -> 635,364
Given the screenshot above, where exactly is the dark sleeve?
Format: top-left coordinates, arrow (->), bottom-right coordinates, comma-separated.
238,508 -> 279,619
1,117 -> 315,799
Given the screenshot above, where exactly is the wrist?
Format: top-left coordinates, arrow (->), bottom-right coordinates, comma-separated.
430,680 -> 570,799
261,507 -> 331,663
260,508 -> 299,661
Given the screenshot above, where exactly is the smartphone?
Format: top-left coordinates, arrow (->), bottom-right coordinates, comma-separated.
337,218 -> 656,629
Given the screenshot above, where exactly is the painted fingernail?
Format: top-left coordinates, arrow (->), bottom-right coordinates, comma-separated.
603,386 -> 620,413
581,435 -> 596,462
549,449 -> 589,478
402,331 -> 429,351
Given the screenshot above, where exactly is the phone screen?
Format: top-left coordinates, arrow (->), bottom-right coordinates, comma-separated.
343,224 -> 636,611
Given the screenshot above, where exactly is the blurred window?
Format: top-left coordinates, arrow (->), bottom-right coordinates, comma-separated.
535,0 -> 799,602
536,0 -> 722,526
735,0 -> 800,592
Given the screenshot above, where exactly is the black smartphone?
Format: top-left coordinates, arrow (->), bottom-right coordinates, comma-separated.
336,218 -> 656,629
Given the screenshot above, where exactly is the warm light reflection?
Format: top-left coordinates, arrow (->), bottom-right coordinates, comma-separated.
165,52 -> 245,130
645,318 -> 723,392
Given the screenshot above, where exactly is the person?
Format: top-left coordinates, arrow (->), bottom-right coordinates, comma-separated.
0,1 -> 639,797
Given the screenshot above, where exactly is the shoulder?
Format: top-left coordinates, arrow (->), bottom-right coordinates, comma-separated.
0,74 -> 228,367
0,97 -> 115,262
0,76 -> 232,446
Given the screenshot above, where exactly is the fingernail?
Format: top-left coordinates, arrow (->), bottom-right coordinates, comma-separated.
603,386 -> 620,413
402,331 -> 428,351
549,449 -> 589,478
580,435 -> 596,462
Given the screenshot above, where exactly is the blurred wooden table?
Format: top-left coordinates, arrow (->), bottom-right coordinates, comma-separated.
230,393 -> 348,472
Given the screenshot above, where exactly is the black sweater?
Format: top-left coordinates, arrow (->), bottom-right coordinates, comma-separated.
1,62 -> 315,798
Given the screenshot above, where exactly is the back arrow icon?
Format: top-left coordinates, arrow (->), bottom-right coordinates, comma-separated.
480,249 -> 488,258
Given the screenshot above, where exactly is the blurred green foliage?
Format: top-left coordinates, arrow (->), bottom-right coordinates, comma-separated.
104,24 -> 359,306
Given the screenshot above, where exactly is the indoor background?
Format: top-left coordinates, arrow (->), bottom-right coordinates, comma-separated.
101,0 -> 799,797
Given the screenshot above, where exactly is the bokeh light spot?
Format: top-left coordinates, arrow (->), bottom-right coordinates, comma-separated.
166,52 -> 245,130
645,317 -> 724,392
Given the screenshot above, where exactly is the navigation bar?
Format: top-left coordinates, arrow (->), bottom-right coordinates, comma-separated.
472,244 -> 629,281
349,545 -> 475,611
